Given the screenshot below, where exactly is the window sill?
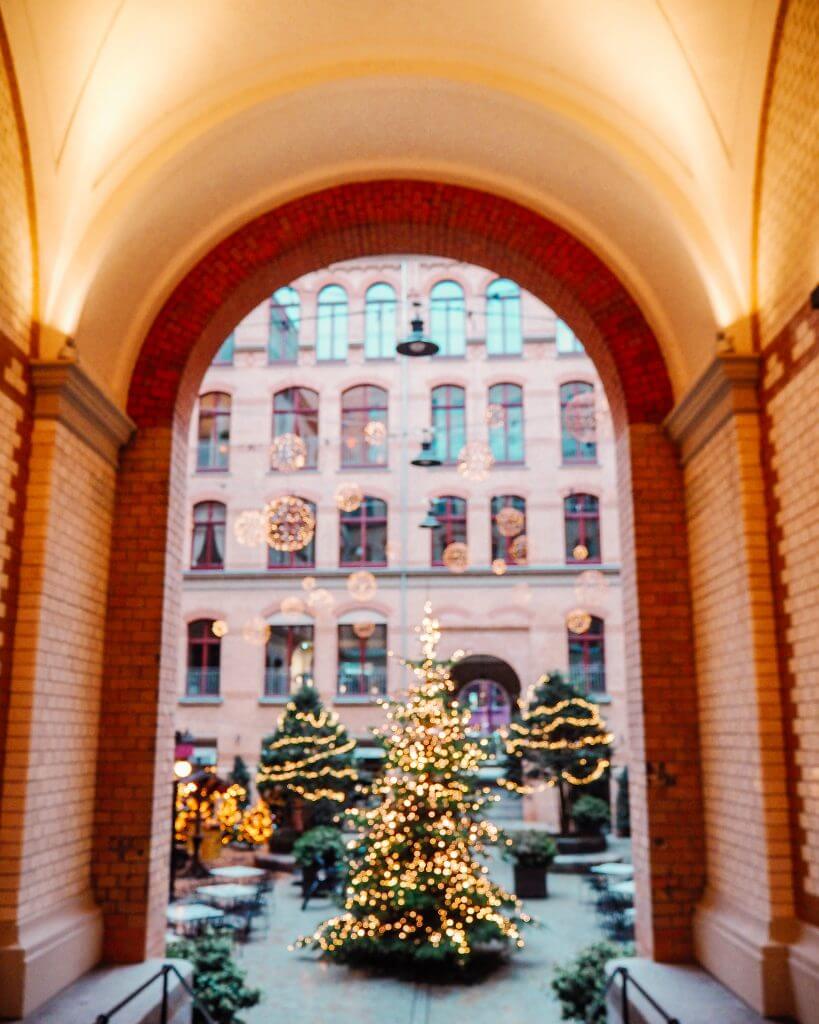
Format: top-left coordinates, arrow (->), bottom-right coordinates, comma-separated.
195,468 -> 230,475
334,695 -> 386,705
339,563 -> 388,570
190,565 -> 225,572
566,559 -> 602,566
179,696 -> 223,705
588,693 -> 611,704
339,464 -> 389,471
258,696 -> 292,705
561,460 -> 599,468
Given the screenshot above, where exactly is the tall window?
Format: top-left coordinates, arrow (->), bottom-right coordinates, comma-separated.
186,619 -> 221,696
269,286 -> 300,363
265,623 -> 314,696
486,278 -> 522,355
430,384 -> 466,464
365,282 -> 397,358
560,381 -> 597,463
212,333 -> 234,365
430,280 -> 466,356
556,319 -> 585,354
316,284 -> 348,360
490,495 -> 526,562
196,393 -> 231,471
272,387 -> 319,468
268,499 -> 316,569
568,616 -> 605,694
191,501 -> 226,570
431,496 -> 467,565
340,496 -> 387,566
487,382 -> 524,463
338,623 -> 388,697
341,385 -> 388,467
564,494 -> 600,563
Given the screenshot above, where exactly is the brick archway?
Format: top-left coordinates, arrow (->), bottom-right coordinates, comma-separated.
96,180 -> 702,967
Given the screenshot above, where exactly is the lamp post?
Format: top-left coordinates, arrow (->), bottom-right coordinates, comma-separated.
169,756 -> 192,902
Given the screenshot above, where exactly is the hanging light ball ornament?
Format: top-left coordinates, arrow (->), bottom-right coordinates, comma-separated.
280,596 -> 305,615
574,568 -> 608,606
234,509 -> 266,547
353,620 -> 376,640
301,576 -> 317,592
242,617 -> 270,646
363,420 -> 387,447
457,441 -> 494,482
307,587 -> 334,612
566,608 -> 593,635
495,506 -> 525,538
442,542 -> 470,574
265,496 -> 315,552
270,432 -> 307,472
572,543 -> 589,562
491,558 -> 507,576
347,570 -> 377,602
335,483 -> 363,513
485,403 -> 506,429
510,534 -> 528,564
565,391 -> 597,444
211,619 -> 229,638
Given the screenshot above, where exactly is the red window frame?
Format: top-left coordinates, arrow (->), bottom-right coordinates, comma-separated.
430,384 -> 466,465
191,501 -> 226,570
487,382 -> 524,464
268,499 -> 316,570
568,616 -> 605,694
490,495 -> 526,562
341,385 -> 388,468
196,393 -> 231,472
339,496 -> 388,567
265,623 -> 314,695
431,495 -> 467,565
564,493 -> 601,563
337,623 -> 388,697
560,381 -> 597,464
272,387 -> 319,468
186,619 -> 221,696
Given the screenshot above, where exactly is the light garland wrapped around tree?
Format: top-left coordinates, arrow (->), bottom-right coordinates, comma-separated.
501,672 -> 613,835
296,603 -> 529,973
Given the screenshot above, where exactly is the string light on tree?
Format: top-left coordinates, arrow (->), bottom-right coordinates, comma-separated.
270,432 -> 308,472
442,542 -> 470,574
457,441 -> 494,482
265,496 -> 315,552
347,570 -> 377,602
234,509 -> 266,547
335,484 -> 363,513
495,507 -> 525,538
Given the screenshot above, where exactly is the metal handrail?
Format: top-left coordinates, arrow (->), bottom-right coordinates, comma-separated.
94,962 -> 215,1024
605,965 -> 680,1024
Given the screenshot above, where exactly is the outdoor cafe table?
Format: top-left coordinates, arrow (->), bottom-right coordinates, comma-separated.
166,902 -> 224,935
589,863 -> 634,879
610,880 -> 636,900
209,865 -> 266,881
196,883 -> 257,908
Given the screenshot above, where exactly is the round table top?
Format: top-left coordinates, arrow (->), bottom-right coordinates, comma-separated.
589,862 -> 634,877
209,865 -> 266,879
610,880 -> 636,898
196,883 -> 257,901
167,902 -> 224,922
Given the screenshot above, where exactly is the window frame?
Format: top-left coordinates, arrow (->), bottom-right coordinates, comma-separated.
212,333 -> 235,366
190,501 -> 226,570
196,392 -> 232,472
272,386 -> 319,469
487,382 -> 524,464
364,282 -> 398,359
337,622 -> 388,697
264,623 -> 314,696
340,384 -> 389,468
429,280 -> 466,357
560,381 -> 597,464
568,616 -> 605,695
267,497 -> 317,570
316,283 -> 349,361
269,287 -> 300,364
186,619 -> 221,697
431,495 -> 467,566
430,384 -> 466,465
485,278 -> 522,356
339,496 -> 388,567
490,495 -> 527,563
564,493 -> 601,563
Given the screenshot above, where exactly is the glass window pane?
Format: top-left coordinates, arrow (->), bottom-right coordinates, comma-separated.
365,282 -> 397,359
430,281 -> 466,356
317,284 -> 348,361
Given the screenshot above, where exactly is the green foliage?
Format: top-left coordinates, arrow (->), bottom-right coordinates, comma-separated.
551,941 -> 634,1024
228,756 -> 251,807
615,767 -> 630,837
292,825 -> 349,867
571,795 -> 610,835
503,830 -> 557,868
167,931 -> 261,1024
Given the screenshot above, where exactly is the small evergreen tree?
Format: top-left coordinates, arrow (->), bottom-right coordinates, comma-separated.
257,684 -> 357,832
503,672 -> 612,834
167,931 -> 261,1024
228,756 -> 251,807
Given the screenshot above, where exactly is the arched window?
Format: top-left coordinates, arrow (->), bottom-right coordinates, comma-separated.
556,319 -> 585,354
568,616 -> 605,694
430,384 -> 466,464
196,393 -> 231,471
486,278 -> 522,355
365,282 -> 397,359
490,495 -> 526,563
341,385 -> 388,467
560,381 -> 597,463
340,496 -> 387,567
269,286 -> 300,363
191,501 -> 226,570
268,498 -> 316,569
265,623 -> 314,696
564,494 -> 600,563
488,382 -> 524,463
338,622 -> 388,697
429,280 -> 466,356
186,619 -> 221,696
316,284 -> 348,360
212,333 -> 235,366
272,387 -> 319,468
431,495 -> 467,565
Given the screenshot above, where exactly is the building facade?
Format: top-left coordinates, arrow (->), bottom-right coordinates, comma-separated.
176,256 -> 626,805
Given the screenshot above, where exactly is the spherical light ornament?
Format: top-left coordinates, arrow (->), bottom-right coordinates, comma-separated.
510,534 -> 528,564
242,616 -> 270,646
566,608 -> 593,634
565,391 -> 597,444
211,619 -> 229,638
307,587 -> 334,611
270,432 -> 307,472
335,483 -> 363,513
574,569 -> 608,606
363,420 -> 387,447
491,558 -> 507,576
280,596 -> 305,615
572,543 -> 589,561
485,403 -> 506,429
442,542 -> 470,574
301,576 -> 317,592
353,620 -> 376,640
457,441 -> 494,482
234,509 -> 266,547
347,570 -> 377,602
265,496 -> 315,552
495,506 -> 525,538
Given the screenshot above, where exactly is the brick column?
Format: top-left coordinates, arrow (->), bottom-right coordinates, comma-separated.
0,361 -> 133,1017
666,354 -> 797,1016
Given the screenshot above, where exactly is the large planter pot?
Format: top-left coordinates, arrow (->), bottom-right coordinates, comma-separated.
556,834 -> 607,855
513,863 -> 549,899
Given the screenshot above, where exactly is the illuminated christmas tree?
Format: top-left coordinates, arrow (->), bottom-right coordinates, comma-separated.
297,603 -> 528,973
257,684 -> 358,831
502,672 -> 612,834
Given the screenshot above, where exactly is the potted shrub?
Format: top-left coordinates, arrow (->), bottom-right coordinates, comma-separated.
505,830 -> 557,898
292,826 -> 348,903
571,795 -> 610,836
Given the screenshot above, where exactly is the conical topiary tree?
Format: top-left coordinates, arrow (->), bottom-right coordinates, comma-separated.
502,672 -> 612,834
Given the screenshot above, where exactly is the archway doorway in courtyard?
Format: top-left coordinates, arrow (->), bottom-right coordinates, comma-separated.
452,655 -> 522,735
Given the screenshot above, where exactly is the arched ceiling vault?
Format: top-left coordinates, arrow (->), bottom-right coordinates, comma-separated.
1,0 -> 781,404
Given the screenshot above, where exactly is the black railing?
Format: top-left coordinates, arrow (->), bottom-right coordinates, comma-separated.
95,962 -> 214,1024
605,965 -> 680,1024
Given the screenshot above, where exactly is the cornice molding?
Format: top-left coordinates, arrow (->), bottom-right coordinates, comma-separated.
31,361 -> 135,467
665,354 -> 761,466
